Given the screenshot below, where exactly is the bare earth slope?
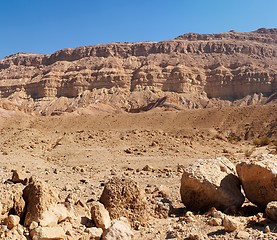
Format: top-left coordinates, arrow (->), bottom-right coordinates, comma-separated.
0,28 -> 277,115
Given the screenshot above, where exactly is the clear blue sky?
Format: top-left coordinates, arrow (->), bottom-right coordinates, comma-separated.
1,0 -> 276,59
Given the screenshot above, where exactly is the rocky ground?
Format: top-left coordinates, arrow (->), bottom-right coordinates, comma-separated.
0,104 -> 276,239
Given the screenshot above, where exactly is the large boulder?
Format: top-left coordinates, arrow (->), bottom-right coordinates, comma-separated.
236,155 -> 277,208
99,177 -> 149,226
23,177 -> 63,226
180,157 -> 244,212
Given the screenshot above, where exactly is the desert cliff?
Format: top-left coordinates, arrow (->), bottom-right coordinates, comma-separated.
0,28 -> 276,114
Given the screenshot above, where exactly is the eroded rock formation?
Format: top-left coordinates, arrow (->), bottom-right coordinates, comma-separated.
0,28 -> 276,114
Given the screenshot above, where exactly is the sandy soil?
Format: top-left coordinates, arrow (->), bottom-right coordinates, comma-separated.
0,104 -> 276,239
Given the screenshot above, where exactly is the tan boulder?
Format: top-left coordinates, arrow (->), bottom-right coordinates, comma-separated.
236,155 -> 277,208
102,220 -> 133,240
265,201 -> 277,222
100,177 -> 149,226
208,217 -> 222,226
180,157 -> 244,211
236,230 -> 250,239
23,177 -> 60,226
90,201 -> 111,230
83,227 -> 103,240
223,216 -> 242,232
30,226 -> 66,240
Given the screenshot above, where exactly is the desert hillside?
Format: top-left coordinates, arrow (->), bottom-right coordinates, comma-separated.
0,28 -> 276,115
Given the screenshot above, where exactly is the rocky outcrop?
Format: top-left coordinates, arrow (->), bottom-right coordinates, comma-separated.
236,155 -> 277,208
180,157 -> 244,212
23,177 -> 61,226
176,28 -> 277,44
0,29 -> 276,114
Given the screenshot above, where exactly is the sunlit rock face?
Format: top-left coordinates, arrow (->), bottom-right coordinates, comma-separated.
0,28 -> 276,112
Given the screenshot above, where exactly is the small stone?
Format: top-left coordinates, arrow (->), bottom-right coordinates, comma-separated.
29,221 -> 39,230
166,230 -> 178,239
208,217 -> 222,226
65,193 -> 78,204
265,201 -> 277,222
264,225 -> 270,233
223,216 -> 240,232
3,215 -> 20,230
90,201 -> 111,231
142,165 -> 153,171
102,220 -> 133,240
17,224 -> 25,236
133,220 -> 140,230
213,211 -> 225,219
157,185 -> 170,198
187,216 -> 196,223
236,230 -> 250,239
84,227 -> 103,240
185,211 -> 194,217
30,226 -> 66,240
188,234 -> 202,240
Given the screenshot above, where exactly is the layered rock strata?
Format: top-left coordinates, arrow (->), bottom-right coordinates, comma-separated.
0,28 -> 276,113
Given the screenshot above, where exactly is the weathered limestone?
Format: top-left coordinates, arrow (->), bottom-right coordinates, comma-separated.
236,156 -> 277,208
180,157 -> 244,211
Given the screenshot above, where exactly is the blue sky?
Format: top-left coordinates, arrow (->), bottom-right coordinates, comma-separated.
0,0 -> 276,59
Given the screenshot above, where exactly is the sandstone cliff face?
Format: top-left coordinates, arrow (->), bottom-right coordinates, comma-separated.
0,28 -> 276,114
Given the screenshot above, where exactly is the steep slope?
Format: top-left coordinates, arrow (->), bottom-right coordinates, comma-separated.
0,28 -> 276,114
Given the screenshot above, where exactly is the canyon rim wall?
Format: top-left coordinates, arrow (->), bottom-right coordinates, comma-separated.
0,28 -> 276,115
